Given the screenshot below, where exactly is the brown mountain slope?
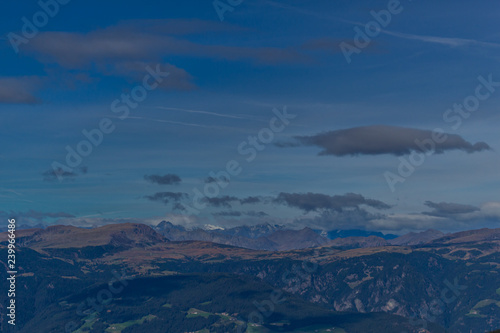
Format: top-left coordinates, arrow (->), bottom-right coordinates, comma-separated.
2,223 -> 166,249
389,229 -> 445,246
430,228 -> 500,244
328,235 -> 390,249
267,227 -> 329,251
158,226 -> 279,250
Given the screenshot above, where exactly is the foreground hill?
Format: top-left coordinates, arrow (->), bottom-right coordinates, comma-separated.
0,246 -> 442,333
1,223 -> 499,332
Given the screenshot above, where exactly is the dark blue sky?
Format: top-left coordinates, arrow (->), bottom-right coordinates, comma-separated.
1,0 -> 499,233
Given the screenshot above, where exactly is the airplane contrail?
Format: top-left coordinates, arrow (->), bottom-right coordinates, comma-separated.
265,0 -> 500,49
119,116 -> 238,131
156,106 -> 256,120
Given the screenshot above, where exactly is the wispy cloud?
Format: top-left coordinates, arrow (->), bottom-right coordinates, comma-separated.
265,1 -> 500,50
0,76 -> 42,104
23,19 -> 304,68
79,210 -> 131,218
0,188 -> 23,196
42,166 -> 88,182
156,106 -> 250,120
0,210 -> 75,226
0,189 -> 34,203
381,30 -> 500,48
263,0 -> 345,22
117,116 -> 230,130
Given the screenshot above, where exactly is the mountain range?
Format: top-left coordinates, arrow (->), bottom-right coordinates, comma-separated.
154,221 -> 449,251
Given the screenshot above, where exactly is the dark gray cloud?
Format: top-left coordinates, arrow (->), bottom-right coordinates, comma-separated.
245,211 -> 269,217
275,192 -> 391,212
203,195 -> 239,208
292,208 -> 384,231
240,196 -> 263,204
278,125 -> 491,156
204,192 -> 386,213
205,175 -> 229,184
0,77 -> 41,104
213,211 -> 242,217
11,19 -> 305,98
289,200 -> 500,233
213,210 -> 268,218
144,174 -> 181,185
110,62 -> 195,91
42,166 -> 87,182
172,203 -> 187,212
423,201 -> 480,217
203,196 -> 265,208
144,192 -> 187,205
24,19 -> 304,69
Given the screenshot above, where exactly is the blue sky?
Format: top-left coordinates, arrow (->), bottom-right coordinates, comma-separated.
1,0 -> 500,233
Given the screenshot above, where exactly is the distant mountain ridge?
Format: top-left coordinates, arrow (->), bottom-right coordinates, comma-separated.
389,229 -> 446,246
324,229 -> 398,240
8,221 -> 499,252
155,222 -> 414,251
328,235 -> 390,249
154,221 -> 500,251
155,222 -> 324,251
267,227 -> 328,250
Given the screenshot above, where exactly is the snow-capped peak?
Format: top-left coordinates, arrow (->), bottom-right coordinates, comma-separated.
203,224 -> 225,231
